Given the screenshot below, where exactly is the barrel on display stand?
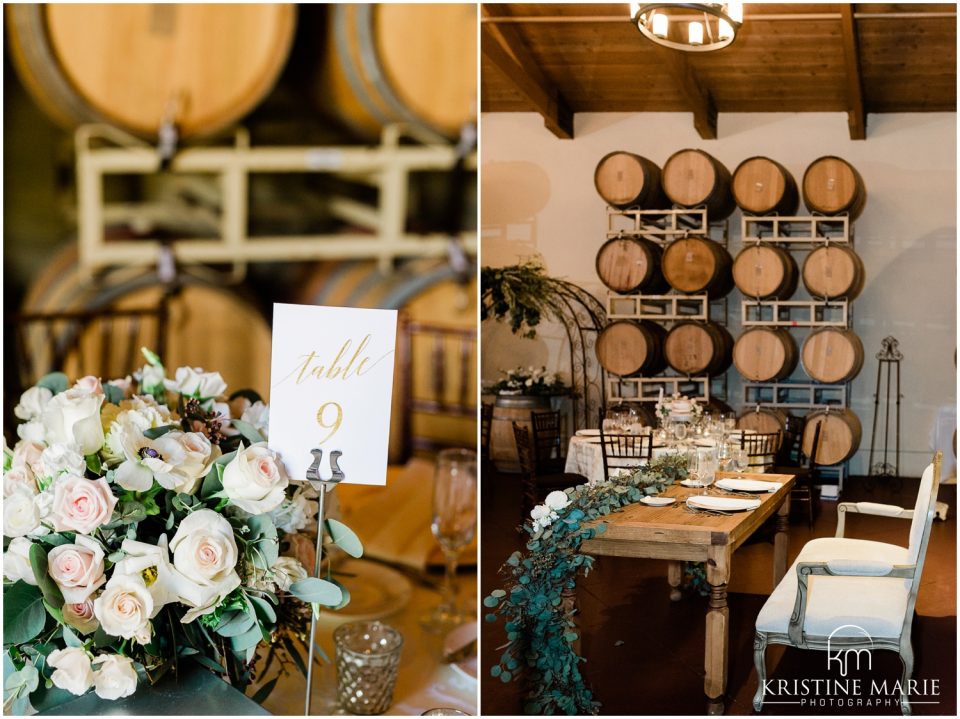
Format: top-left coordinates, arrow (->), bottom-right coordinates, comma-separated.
737,406 -> 791,436
596,320 -> 667,377
6,3 -> 296,138
663,321 -> 733,377
318,3 -> 477,140
802,156 -> 867,220
732,156 -> 800,216
593,151 -> 667,209
801,244 -> 866,300
661,237 -> 734,298
662,149 -> 736,220
803,408 -> 862,465
801,327 -> 865,384
490,394 -> 552,473
732,244 -> 799,300
596,237 -> 669,295
733,327 -> 799,382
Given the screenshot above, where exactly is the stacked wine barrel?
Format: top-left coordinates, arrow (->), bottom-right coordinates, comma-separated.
594,149 -> 737,402
730,155 -> 867,468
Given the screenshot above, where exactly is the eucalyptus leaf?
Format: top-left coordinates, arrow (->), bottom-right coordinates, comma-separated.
229,624 -> 263,653
248,595 -> 277,625
36,373 -> 68,395
289,578 -> 343,607
3,582 -> 47,646
103,383 -> 126,405
214,611 -> 256,638
324,518 -> 363,558
231,419 -> 265,445
28,544 -> 63,610
143,425 -> 178,440
84,453 -> 102,475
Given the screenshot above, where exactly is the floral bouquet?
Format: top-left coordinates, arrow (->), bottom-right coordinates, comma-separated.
486,366 -> 571,397
3,349 -> 360,714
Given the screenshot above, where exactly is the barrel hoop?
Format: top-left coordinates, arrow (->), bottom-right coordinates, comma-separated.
334,6 -> 394,129
380,264 -> 474,309
353,5 -> 448,143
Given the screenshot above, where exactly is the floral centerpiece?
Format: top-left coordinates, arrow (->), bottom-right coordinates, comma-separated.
486,366 -> 571,397
2,349 -> 360,714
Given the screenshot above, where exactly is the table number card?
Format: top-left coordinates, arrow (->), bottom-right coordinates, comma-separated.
268,303 -> 398,485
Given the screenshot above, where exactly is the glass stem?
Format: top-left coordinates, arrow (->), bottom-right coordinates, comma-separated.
442,549 -> 459,612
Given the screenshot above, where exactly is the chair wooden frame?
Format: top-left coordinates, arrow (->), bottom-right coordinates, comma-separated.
753,452 -> 943,716
530,409 -> 565,474
599,409 -> 653,479
740,431 -> 781,472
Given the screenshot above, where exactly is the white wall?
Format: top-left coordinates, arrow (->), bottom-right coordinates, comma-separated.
480,111 -> 957,478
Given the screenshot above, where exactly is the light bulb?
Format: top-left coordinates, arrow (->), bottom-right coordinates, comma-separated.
718,18 -> 733,40
652,12 -> 668,38
689,21 -> 704,45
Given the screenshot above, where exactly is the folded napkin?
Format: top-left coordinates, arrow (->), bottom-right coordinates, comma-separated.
336,459 -> 477,571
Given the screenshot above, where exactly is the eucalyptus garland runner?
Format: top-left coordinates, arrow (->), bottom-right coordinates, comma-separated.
483,454 -> 690,715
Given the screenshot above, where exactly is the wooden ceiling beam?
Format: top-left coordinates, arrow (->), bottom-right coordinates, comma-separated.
656,48 -> 718,140
839,4 -> 867,140
480,6 -> 574,139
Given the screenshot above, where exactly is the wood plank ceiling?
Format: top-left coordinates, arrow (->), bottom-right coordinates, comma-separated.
480,3 -> 957,139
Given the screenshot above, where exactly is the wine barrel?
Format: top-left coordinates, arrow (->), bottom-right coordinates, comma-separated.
801,328 -> 864,384
732,244 -> 799,300
297,258 -> 477,462
733,327 -> 799,382
20,246 -> 273,394
662,149 -> 736,220
802,156 -> 867,219
663,321 -> 733,377
661,237 -> 734,298
596,320 -> 667,377
595,237 -> 669,295
6,4 -> 295,138
594,152 -> 666,209
490,394 -> 552,473
803,409 -> 862,465
318,4 -> 477,140
737,407 -> 791,436
731,157 -> 799,216
801,245 -> 865,300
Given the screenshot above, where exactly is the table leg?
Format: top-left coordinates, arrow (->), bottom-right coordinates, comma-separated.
667,560 -> 683,602
773,493 -> 791,588
705,583 -> 729,715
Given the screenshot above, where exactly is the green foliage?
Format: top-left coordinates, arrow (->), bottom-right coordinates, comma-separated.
231,419 -> 266,445
28,544 -> 64,610
289,578 -> 343,607
325,518 -> 363,559
3,583 -> 47,647
484,454 -> 689,715
36,373 -> 69,395
481,262 -> 562,338
103,383 -> 126,405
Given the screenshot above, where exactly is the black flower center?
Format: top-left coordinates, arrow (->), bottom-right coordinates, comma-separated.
138,447 -> 163,461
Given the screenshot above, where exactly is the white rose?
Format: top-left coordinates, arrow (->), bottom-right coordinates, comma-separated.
63,600 -> 99,635
92,654 -> 137,700
93,574 -> 154,639
40,443 -> 86,479
168,509 -> 241,622
530,504 -> 550,524
3,537 -> 37,585
4,466 -> 38,497
47,647 -> 94,696
240,401 -> 270,439
272,556 -> 308,592
139,364 -> 167,394
268,486 -> 318,534
544,490 -> 571,512
17,421 -> 46,444
73,376 -> 104,397
14,386 -> 53,421
168,367 -> 227,399
12,440 -> 46,478
133,623 -> 152,646
47,535 -> 107,604
4,491 -> 40,537
221,442 -> 289,514
40,389 -> 104,456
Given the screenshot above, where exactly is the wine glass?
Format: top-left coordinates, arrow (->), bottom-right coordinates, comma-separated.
698,448 -> 718,495
671,421 -> 688,448
731,448 -> 749,474
423,448 -> 477,633
724,412 -> 738,434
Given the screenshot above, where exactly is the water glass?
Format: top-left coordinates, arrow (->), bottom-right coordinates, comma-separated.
335,621 -> 404,715
732,448 -> 749,473
698,449 -> 718,495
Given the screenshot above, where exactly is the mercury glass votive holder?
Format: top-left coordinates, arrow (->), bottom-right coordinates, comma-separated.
334,621 -> 404,715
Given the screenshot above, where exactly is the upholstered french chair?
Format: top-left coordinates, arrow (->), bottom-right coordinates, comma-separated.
752,452 -> 942,716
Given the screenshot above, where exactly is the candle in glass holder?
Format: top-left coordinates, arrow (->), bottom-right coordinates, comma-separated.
335,621 -> 404,715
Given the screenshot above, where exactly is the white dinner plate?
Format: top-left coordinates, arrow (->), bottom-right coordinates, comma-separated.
686,495 -> 761,512
680,478 -> 705,488
715,478 -> 782,493
640,496 -> 676,506
315,559 -> 412,627
451,654 -> 478,682
576,429 -> 601,436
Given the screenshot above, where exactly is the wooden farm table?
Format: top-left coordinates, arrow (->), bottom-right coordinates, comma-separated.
581,472 -> 795,715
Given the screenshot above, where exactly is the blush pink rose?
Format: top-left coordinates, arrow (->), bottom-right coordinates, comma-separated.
63,599 -> 99,634
48,535 -> 106,603
4,466 -> 37,497
51,474 -> 117,535
12,441 -> 46,478
73,376 -> 104,396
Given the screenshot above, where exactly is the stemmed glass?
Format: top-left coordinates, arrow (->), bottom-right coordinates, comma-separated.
698,448 -> 718,495
422,448 -> 477,633
731,448 -> 749,474
671,421 -> 688,448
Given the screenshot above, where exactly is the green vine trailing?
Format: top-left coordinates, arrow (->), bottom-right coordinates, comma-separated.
483,454 -> 690,715
480,261 -> 566,338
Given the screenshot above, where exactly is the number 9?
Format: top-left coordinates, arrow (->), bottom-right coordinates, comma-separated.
315,402 -> 343,444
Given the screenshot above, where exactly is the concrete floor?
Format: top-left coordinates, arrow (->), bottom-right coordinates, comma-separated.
480,468 -> 956,715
